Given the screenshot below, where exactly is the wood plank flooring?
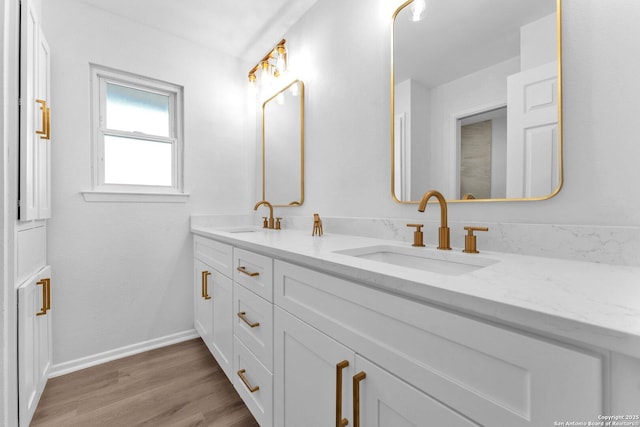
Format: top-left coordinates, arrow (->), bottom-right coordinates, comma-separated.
31,339 -> 259,427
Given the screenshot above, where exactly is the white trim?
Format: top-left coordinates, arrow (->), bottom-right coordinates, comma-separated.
48,329 -> 199,378
81,190 -> 190,203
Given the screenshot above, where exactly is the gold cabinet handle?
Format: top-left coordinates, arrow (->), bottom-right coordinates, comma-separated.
353,371 -> 366,427
336,360 -> 350,427
203,271 -> 211,300
200,271 -> 205,298
35,99 -> 47,138
237,369 -> 260,393
44,278 -> 51,310
45,106 -> 51,140
237,266 -> 259,277
36,279 -> 48,316
237,311 -> 260,328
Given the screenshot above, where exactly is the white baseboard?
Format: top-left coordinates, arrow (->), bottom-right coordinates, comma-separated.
49,329 -> 199,378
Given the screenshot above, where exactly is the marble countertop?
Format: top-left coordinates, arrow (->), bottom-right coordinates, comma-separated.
191,224 -> 640,359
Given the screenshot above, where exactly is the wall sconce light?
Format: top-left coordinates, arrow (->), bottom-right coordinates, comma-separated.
248,39 -> 288,94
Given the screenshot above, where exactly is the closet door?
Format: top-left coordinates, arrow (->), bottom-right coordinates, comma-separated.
19,0 -> 51,221
18,266 -> 53,427
36,28 -> 52,219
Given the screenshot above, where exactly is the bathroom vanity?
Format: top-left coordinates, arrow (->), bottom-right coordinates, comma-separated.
191,223 -> 640,427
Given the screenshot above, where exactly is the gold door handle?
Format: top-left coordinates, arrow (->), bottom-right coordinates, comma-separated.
237,312 -> 260,328
237,369 -> 260,393
203,271 -> 211,300
36,279 -> 48,316
336,360 -> 350,427
35,99 -> 48,138
353,371 -> 366,427
237,266 -> 259,277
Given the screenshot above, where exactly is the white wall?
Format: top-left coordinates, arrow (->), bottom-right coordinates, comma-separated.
428,57 -> 518,198
41,0 -> 253,370
276,0 -> 640,228
521,13 -> 557,71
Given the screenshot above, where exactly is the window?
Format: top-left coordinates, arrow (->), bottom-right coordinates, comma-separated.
87,65 -> 186,201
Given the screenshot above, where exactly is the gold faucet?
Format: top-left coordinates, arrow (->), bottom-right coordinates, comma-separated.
417,190 -> 451,250
254,200 -> 275,229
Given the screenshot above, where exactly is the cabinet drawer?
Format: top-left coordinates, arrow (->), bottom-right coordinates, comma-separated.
234,248 -> 273,301
193,236 -> 232,277
274,260 -> 602,426
234,337 -> 273,427
234,283 -> 274,372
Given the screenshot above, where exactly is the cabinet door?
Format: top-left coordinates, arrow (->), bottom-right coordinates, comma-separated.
194,259 -> 213,348
274,307 -> 355,427
18,266 -> 53,427
354,355 -> 478,427
210,269 -> 233,380
19,0 -> 51,221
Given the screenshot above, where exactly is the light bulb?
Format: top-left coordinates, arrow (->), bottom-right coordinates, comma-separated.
410,0 -> 427,22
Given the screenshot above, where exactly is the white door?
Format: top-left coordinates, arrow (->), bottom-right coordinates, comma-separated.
18,266 -> 52,427
19,0 -> 51,221
355,355 -> 478,427
274,307 -> 355,427
506,61 -> 559,198
194,260 -> 213,349
36,28 -> 52,219
210,269 -> 233,379
19,0 -> 40,220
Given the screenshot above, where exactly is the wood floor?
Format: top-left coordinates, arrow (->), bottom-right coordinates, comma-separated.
31,339 -> 259,427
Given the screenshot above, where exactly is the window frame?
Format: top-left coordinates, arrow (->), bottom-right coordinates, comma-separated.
87,64 -> 186,201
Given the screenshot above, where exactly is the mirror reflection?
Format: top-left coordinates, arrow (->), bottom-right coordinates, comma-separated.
263,80 -> 305,206
392,0 -> 561,202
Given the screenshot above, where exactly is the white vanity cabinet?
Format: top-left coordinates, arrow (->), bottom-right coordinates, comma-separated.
193,236 -> 233,379
231,248 -> 274,427
274,260 -> 603,427
18,265 -> 52,427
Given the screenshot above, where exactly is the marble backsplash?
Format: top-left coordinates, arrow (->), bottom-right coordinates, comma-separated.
191,215 -> 640,267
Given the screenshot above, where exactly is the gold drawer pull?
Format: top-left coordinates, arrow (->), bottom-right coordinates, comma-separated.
237,266 -> 259,277
336,360 -> 350,427
237,311 -> 260,328
353,371 -> 366,427
36,279 -> 48,316
237,369 -> 260,393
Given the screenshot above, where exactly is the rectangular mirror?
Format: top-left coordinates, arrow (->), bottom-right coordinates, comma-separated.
262,80 -> 305,206
391,0 -> 562,203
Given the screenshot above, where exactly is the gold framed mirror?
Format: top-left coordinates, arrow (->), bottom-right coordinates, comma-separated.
391,0 -> 562,203
262,79 -> 305,207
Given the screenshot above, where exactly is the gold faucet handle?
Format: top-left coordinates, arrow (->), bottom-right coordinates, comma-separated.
261,217 -> 269,228
463,226 -> 489,254
406,224 -> 425,247
275,217 -> 282,230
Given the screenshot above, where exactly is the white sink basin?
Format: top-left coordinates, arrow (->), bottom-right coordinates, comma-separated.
335,245 -> 497,276
222,226 -> 262,233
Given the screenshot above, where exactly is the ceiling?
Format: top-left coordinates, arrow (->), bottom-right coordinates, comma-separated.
73,0 -> 318,63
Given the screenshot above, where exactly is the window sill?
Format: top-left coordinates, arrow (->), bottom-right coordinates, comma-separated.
81,191 -> 190,203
